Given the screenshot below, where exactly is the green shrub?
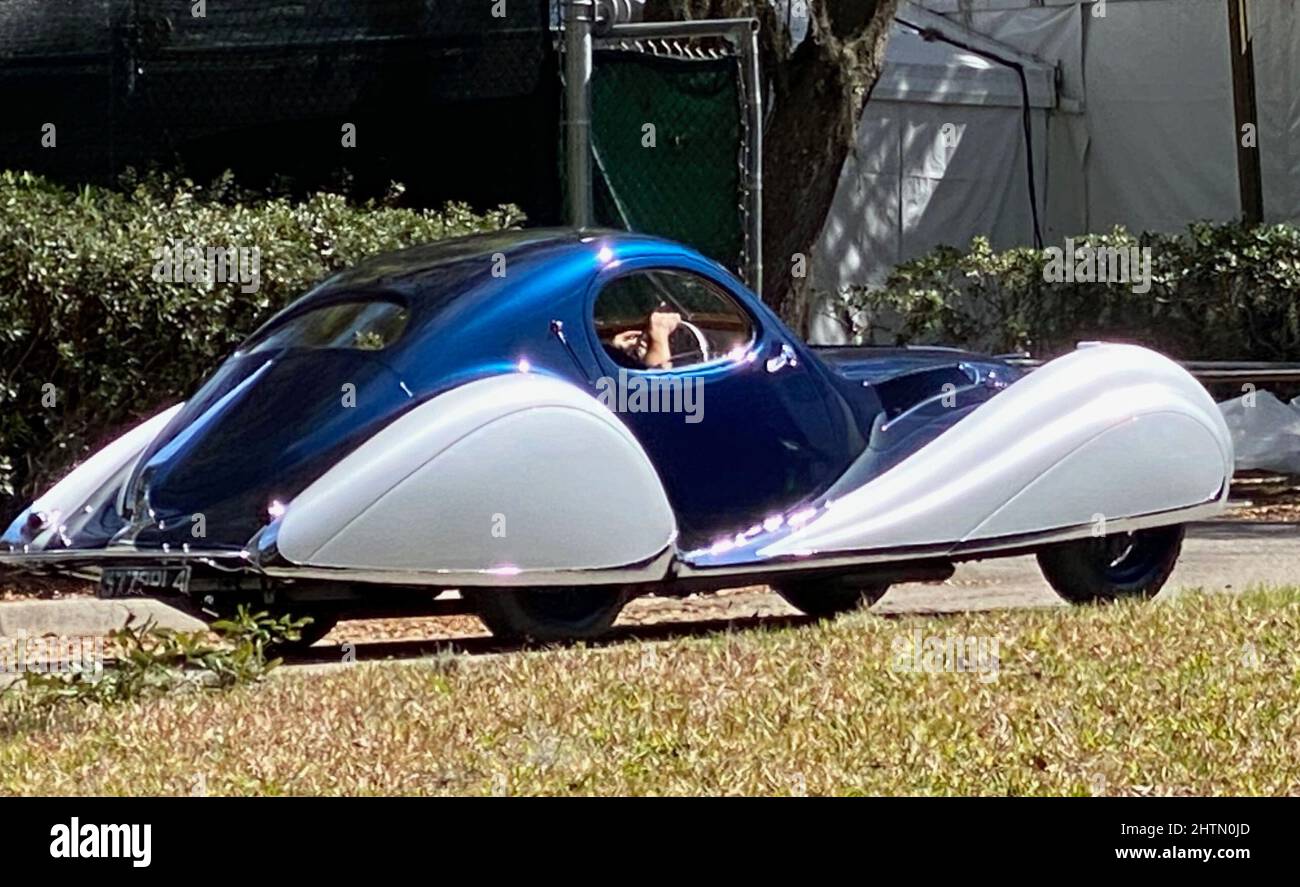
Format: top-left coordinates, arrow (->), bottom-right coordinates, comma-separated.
0,170 -> 520,519
6,606 -> 311,712
832,223 -> 1300,361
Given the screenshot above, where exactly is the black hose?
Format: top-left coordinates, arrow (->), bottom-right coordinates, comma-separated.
895,18 -> 1045,249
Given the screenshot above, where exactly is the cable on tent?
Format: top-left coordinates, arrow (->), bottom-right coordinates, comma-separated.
895,18 -> 1045,250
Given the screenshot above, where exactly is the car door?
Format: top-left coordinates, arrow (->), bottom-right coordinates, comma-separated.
582,255 -> 853,546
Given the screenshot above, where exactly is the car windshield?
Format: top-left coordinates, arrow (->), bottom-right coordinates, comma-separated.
244,299 -> 409,354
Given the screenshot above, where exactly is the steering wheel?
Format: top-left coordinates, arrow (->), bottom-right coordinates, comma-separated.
669,320 -> 711,366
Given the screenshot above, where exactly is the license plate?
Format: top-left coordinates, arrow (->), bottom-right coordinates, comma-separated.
98,566 -> 191,599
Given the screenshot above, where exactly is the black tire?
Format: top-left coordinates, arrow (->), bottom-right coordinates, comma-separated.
1036,524 -> 1184,604
264,609 -> 340,653
197,597 -> 340,654
463,586 -> 628,642
773,578 -> 890,619
248,603 -> 338,652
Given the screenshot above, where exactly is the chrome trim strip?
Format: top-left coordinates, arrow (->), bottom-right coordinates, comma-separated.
0,543 -> 676,589
0,499 -> 1222,588
258,544 -> 677,588
674,498 -> 1226,580
0,546 -> 254,570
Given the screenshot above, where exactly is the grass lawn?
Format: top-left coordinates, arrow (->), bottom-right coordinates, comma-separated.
2,587 -> 1298,795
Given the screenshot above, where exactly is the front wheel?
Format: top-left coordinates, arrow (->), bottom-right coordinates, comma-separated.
463,586 -> 629,642
201,600 -> 339,654
773,578 -> 890,619
275,609 -> 340,649
1036,524 -> 1184,604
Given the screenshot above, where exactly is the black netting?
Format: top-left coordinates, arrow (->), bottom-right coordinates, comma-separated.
0,0 -> 561,219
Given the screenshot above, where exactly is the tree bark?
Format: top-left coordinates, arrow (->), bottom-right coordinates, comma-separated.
642,0 -> 900,334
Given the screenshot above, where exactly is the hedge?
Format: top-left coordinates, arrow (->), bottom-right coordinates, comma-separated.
831,223 -> 1300,361
0,170 -> 519,520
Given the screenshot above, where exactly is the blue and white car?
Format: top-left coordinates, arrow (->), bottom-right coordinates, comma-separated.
0,229 -> 1234,643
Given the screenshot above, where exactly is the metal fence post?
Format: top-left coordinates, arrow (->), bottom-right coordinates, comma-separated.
565,0 -> 596,228
740,18 -> 763,296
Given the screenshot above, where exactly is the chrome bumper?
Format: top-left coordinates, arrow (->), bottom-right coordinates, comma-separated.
0,545 -> 259,576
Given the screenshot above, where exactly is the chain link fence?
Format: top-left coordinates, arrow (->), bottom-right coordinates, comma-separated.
554,7 -> 761,287
1,2 -> 758,273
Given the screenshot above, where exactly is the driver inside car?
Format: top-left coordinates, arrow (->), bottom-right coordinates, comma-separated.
606,307 -> 681,369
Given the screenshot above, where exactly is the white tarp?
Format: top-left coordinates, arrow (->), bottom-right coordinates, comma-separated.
871,21 -> 1055,107
919,3 -> 1086,242
811,14 -> 1053,342
949,0 -> 1300,227
1219,391 -> 1300,474
1253,0 -> 1300,224
925,0 -> 1241,234
1080,0 -> 1240,231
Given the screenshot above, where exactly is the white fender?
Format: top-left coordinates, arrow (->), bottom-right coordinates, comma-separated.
275,373 -> 676,579
759,344 -> 1232,558
2,404 -> 184,543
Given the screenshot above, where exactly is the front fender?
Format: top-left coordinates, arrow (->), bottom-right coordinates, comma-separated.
271,373 -> 677,581
2,404 -> 184,552
759,344 -> 1232,557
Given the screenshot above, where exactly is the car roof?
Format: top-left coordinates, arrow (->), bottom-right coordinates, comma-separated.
312,227 -> 691,296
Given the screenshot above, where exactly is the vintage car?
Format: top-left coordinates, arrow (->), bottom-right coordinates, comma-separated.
0,229 -> 1233,643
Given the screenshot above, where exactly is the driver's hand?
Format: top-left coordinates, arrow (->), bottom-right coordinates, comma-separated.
641,310 -> 681,369
646,310 -> 681,341
611,329 -> 646,359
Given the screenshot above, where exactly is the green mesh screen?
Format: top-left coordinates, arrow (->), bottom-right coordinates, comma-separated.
589,49 -> 743,273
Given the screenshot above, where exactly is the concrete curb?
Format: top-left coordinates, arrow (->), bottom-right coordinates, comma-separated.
0,598 -> 204,638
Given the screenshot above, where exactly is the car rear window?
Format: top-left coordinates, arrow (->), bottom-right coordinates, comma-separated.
245,299 -> 409,354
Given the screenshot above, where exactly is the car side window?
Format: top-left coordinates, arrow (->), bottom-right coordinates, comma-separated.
593,269 -> 755,371
244,299 -> 408,354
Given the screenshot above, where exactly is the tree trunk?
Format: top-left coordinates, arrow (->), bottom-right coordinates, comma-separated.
642,0 -> 900,335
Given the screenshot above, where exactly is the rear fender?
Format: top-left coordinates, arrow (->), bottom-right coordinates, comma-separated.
270,373 -> 677,582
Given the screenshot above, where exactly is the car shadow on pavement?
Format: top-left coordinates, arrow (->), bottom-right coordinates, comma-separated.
280,612 -> 819,666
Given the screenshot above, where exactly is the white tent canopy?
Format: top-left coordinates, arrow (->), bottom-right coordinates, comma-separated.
872,18 -> 1055,108
812,7 -> 1054,341
811,0 -> 1300,344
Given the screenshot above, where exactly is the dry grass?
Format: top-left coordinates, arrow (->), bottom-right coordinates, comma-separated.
2,587 -> 1299,796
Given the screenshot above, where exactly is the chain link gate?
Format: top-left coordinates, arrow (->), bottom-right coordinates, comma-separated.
4,0 -> 760,280
562,8 -> 763,293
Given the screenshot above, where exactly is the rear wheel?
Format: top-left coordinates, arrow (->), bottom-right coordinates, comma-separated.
773,578 -> 890,619
1036,524 -> 1184,604
463,586 -> 629,642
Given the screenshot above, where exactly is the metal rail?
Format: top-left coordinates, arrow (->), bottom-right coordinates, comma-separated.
1002,355 -> 1300,386
1181,362 -> 1300,385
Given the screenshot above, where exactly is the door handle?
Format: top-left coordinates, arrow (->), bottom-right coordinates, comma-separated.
766,343 -> 798,374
